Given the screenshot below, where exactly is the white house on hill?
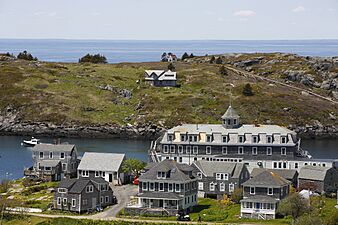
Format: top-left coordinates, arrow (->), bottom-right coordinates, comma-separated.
144,70 -> 177,87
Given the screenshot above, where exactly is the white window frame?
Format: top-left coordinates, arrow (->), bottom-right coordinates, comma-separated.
39,152 -> 44,159
229,183 -> 235,193
60,152 -> 65,159
175,183 -> 180,192
222,136 -> 228,143
252,147 -> 258,155
82,170 -> 89,177
178,145 -> 183,154
186,146 -> 191,154
193,146 -> 198,154
250,187 -> 255,195
267,136 -> 273,143
281,147 -> 286,155
58,188 -> 66,193
170,145 -> 175,153
206,146 -> 211,154
209,182 -> 215,191
197,172 -> 202,180
95,171 -> 100,177
71,199 -> 76,207
252,136 -> 258,143
57,197 -> 61,205
142,182 -> 148,191
268,187 -> 273,195
267,147 -> 272,155
149,182 -> 155,191
281,136 -> 287,144
168,183 -> 173,192
220,182 -> 225,192
86,185 -> 94,193
222,147 -> 227,155
105,196 -> 109,203
238,146 -> 244,155
198,182 -> 204,190
163,145 -> 169,153
167,134 -> 173,142
180,134 -> 186,142
238,136 -> 244,143
159,182 -> 164,191
49,152 -> 53,159
63,198 -> 67,206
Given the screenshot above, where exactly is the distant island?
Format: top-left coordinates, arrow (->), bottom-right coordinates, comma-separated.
0,52 -> 337,139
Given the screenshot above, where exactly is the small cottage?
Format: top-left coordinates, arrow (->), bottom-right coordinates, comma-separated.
251,168 -> 298,187
144,70 -> 177,87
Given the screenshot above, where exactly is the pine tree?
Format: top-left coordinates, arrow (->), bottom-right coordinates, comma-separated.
209,56 -> 215,63
215,57 -> 223,64
219,66 -> 228,76
181,52 -> 189,60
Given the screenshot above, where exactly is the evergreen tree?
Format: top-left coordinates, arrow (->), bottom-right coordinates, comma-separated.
189,53 -> 194,58
209,56 -> 215,63
242,83 -> 254,96
79,53 -> 107,64
181,52 -> 189,60
215,57 -> 223,64
219,65 -> 228,76
17,50 -> 37,61
161,52 -> 167,62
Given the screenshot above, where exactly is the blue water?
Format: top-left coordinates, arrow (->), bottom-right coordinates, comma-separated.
0,39 -> 337,63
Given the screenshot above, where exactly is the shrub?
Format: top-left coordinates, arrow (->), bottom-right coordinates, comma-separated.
219,66 -> 228,76
167,63 -> 175,71
277,193 -> 310,219
231,187 -> 243,203
0,179 -> 10,193
215,57 -> 223,64
181,52 -> 189,60
209,56 -> 215,63
79,54 -> 107,64
17,50 -> 37,61
242,83 -> 254,96
294,214 -> 323,225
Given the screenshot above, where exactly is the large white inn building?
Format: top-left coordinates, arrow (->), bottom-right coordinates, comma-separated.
150,106 -> 335,172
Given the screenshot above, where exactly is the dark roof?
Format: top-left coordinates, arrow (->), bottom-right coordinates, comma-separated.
240,195 -> 279,203
221,106 -> 239,119
33,143 -> 75,152
193,160 -> 245,178
39,160 -> 61,167
251,168 -> 298,180
58,179 -> 77,189
242,171 -> 290,188
299,166 -> 334,181
139,159 -> 195,182
136,192 -> 183,200
57,177 -> 108,194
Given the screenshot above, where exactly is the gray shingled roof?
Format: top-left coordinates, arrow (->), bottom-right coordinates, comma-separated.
137,192 -> 183,200
251,168 -> 298,180
78,152 -> 125,172
33,143 -> 75,152
193,160 -> 244,178
221,106 -> 239,119
39,160 -> 61,167
139,159 -> 195,182
298,166 -> 332,181
58,177 -> 107,194
242,171 -> 290,187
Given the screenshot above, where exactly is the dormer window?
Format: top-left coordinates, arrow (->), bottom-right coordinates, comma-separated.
49,152 -> 53,159
267,136 -> 273,143
238,136 -> 244,143
86,185 -> 93,193
206,146 -> 211,154
233,119 -> 237,125
157,171 -> 166,179
180,134 -> 186,142
168,135 -> 173,142
39,152 -> 44,159
216,173 -> 228,180
252,136 -> 258,143
222,136 -> 228,143
206,135 -> 212,142
189,135 -> 198,142
281,136 -> 287,144
60,152 -> 65,159
250,187 -> 255,195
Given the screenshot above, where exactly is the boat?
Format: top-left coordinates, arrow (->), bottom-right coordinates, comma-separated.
22,137 -> 40,147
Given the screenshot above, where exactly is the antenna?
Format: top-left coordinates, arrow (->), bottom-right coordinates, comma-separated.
228,83 -> 234,107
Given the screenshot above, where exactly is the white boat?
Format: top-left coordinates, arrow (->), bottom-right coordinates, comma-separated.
22,137 -> 40,147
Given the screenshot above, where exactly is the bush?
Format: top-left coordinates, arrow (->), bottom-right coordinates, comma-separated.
219,66 -> 228,76
215,57 -> 223,64
0,179 -> 10,193
181,52 -> 189,60
17,50 -> 37,61
22,184 -> 47,196
79,54 -> 107,64
230,188 -> 243,203
209,56 -> 215,63
167,63 -> 175,71
277,193 -> 310,219
242,83 -> 254,96
294,214 -> 323,225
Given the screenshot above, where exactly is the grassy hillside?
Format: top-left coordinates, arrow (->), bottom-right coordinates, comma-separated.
0,54 -> 337,131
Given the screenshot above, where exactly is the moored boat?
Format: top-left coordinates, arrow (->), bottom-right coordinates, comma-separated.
22,137 -> 40,147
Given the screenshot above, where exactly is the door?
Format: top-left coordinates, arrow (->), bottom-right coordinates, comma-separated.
92,197 -> 97,209
159,199 -> 163,208
109,173 -> 113,182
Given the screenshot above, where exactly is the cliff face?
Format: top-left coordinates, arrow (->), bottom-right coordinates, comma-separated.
0,53 -> 337,139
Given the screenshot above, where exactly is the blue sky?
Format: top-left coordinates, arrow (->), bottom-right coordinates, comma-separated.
0,0 -> 337,40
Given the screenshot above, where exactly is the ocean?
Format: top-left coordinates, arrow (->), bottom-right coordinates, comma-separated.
0,39 -> 337,63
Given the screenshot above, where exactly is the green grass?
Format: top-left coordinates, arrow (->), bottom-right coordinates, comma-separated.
0,56 -> 336,132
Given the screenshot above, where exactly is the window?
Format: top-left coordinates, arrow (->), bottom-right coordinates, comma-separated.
206,146 -> 211,154
170,145 -> 175,153
206,135 -> 212,142
82,170 -> 89,177
95,171 -> 100,177
295,162 -> 298,169
238,147 -> 244,155
210,183 -> 215,191
49,152 -> 53,159
168,183 -> 173,192
267,147 -> 272,155
238,136 -> 244,143
39,152 -> 44,159
100,196 -> 104,203
57,197 -> 61,205
268,187 -> 273,195
83,199 -> 88,205
252,136 -> 258,143
86,185 -> 94,193
63,198 -> 67,206
197,172 -> 202,180
198,182 -> 204,190
193,146 -> 198,154
267,136 -> 273,143
222,136 -> 228,143
216,173 -> 228,180
281,147 -> 286,155
178,145 -> 183,154
273,162 -> 277,168
60,152 -> 65,159
283,162 -> 287,169
58,188 -> 66,193
45,166 -> 52,171
163,145 -> 169,153
72,199 -> 76,207
159,183 -> 164,191
157,171 -> 166,179
281,136 -> 287,144
62,163 -> 67,171
229,183 -> 235,192
167,134 -> 173,142
222,147 -> 227,155
180,134 -> 186,142
186,146 -> 191,154
252,147 -> 258,155
105,196 -> 109,203
250,187 -> 255,195
227,119 -> 231,125
175,183 -> 180,192
142,182 -> 148,191
220,183 -> 225,191
149,182 -> 155,191
179,157 -> 182,163
233,119 -> 237,125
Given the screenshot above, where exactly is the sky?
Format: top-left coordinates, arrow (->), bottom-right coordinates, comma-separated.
0,0 -> 337,40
